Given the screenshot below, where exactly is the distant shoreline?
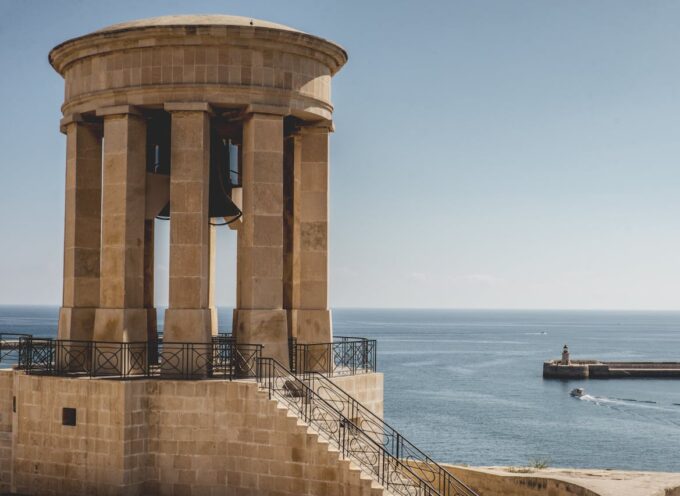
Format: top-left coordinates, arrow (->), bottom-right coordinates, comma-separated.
1,304 -> 680,313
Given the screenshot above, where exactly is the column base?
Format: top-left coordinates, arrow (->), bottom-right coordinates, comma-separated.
161,309 -> 212,377
163,308 -> 211,343
58,307 -> 97,341
289,310 -> 333,373
92,308 -> 147,375
234,309 -> 289,365
57,307 -> 97,372
289,309 -> 333,343
93,308 -> 147,342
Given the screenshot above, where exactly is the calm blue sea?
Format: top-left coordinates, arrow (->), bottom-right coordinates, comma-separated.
2,306 -> 679,472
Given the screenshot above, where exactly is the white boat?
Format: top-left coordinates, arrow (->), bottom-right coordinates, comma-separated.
570,387 -> 585,398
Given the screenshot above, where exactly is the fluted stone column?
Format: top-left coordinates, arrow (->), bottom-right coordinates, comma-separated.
163,103 -> 212,344
286,124 -> 333,344
234,108 -> 288,364
93,106 -> 148,342
57,116 -> 102,341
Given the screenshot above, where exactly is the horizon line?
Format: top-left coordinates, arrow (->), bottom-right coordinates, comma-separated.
1,304 -> 680,313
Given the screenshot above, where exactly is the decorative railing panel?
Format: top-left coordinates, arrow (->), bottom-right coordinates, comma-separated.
290,336 -> 377,376
0,333 -> 33,366
13,337 -> 260,380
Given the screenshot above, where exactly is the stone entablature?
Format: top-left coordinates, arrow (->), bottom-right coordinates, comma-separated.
49,15 -> 347,120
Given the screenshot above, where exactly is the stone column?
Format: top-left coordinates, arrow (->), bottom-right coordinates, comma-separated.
93,106 -> 148,343
58,116 -> 102,341
287,123 -> 333,344
234,107 -> 288,364
163,103 -> 212,344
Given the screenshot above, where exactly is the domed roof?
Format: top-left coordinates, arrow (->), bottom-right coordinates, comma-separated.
50,14 -> 347,76
96,14 -> 302,34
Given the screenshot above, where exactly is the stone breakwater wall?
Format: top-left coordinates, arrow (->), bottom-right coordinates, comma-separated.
543,360 -> 680,379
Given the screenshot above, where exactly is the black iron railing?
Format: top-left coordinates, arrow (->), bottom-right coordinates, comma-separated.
0,333 -> 33,365
302,371 -> 477,496
290,336 -> 377,376
256,357 -> 439,496
16,337 -> 261,380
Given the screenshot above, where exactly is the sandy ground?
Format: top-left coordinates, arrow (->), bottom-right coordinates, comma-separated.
466,466 -> 680,496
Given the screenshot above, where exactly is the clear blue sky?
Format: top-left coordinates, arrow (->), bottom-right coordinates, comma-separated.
1,0 -> 680,309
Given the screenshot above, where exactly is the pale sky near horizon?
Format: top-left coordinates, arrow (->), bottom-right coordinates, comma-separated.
1,0 -> 680,310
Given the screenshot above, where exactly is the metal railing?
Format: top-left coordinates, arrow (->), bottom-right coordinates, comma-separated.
16,337 -> 261,380
302,372 -> 477,496
256,357 -> 440,496
0,333 -> 33,365
290,336 -> 377,376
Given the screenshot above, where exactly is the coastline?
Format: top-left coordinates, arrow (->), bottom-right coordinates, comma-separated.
446,465 -> 680,496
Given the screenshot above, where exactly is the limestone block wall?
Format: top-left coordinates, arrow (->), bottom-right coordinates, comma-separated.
0,370 -> 13,493
10,373 -> 149,496
442,465 -> 600,496
4,372 -> 386,496
146,380 -> 382,496
330,373 -> 384,419
62,44 -> 332,108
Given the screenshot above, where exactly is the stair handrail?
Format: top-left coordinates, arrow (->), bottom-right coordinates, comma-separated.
256,356 -> 441,496
303,371 -> 478,496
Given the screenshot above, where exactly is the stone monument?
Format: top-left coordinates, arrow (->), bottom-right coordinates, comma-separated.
51,14 -> 345,366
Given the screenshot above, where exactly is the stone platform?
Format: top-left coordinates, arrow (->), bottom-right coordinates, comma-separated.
0,369 -> 384,496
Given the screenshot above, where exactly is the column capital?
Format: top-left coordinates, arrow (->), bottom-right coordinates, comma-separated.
59,113 -> 83,133
294,119 -> 334,135
164,101 -> 214,114
60,113 -> 103,134
243,103 -> 289,117
95,105 -> 143,118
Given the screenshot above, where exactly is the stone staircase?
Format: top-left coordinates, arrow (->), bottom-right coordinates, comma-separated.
270,400 -> 385,496
256,357 -> 477,496
303,371 -> 479,496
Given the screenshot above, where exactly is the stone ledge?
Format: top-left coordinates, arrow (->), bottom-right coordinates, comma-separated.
445,465 -> 680,496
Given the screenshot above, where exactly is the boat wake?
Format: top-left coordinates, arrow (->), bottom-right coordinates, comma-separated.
579,394 -> 658,407
577,394 -> 680,427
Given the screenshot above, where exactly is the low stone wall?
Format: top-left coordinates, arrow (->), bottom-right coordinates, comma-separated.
2,370 -> 386,496
444,466 -> 680,496
0,370 -> 13,494
444,465 -> 599,496
329,373 -> 384,419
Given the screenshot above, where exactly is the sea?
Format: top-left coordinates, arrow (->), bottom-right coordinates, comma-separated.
1,306 -> 679,472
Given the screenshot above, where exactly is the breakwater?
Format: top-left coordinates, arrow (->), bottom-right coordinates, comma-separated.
543,360 -> 680,379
